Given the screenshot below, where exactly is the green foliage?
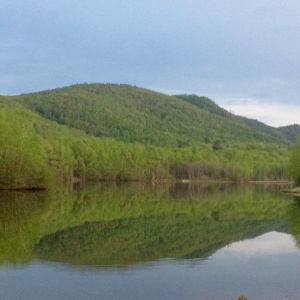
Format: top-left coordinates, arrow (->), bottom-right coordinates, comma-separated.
174,94 -> 232,118
277,124 -> 300,143
0,109 -> 50,189
0,84 -> 296,187
0,110 -> 292,187
35,215 -> 279,266
175,94 -> 295,143
0,190 -> 49,264
289,138 -> 300,185
41,137 -> 290,183
0,183 -> 293,265
238,117 -> 287,141
9,83 -> 292,147
288,199 -> 300,248
212,140 -> 224,151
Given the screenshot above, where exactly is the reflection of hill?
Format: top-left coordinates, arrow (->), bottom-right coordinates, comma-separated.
288,198 -> 300,247
185,220 -> 288,259
0,191 -> 50,264
35,216 -> 287,266
42,183 -> 292,235
34,183 -> 292,266
0,183 -> 294,267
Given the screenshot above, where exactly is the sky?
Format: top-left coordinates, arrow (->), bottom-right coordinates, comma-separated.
1,0 -> 299,127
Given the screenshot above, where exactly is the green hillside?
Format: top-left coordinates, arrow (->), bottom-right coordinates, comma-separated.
0,83 -> 297,189
289,138 -> 300,185
175,94 -> 297,143
277,124 -> 300,143
174,94 -> 232,118
6,83 -> 293,147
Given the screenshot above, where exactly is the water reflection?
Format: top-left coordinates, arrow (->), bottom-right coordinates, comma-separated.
0,190 -> 49,265
0,183 -> 297,267
220,231 -> 298,257
288,197 -> 300,248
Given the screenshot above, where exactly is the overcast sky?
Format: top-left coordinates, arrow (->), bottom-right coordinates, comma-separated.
1,0 -> 299,126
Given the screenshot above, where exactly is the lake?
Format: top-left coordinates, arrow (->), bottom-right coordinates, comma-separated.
0,182 -> 299,299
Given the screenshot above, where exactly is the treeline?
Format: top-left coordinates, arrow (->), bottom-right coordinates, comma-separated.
278,124 -> 300,143
0,107 -> 293,189
0,107 -> 85,189
289,138 -> 300,185
1,83 -> 298,190
174,94 -> 233,118
175,94 -> 299,143
45,137 -> 290,184
0,109 -> 49,189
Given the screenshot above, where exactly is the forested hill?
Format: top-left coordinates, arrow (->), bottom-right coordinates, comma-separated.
1,83 -> 299,189
277,124 -> 300,143
4,83 -> 296,147
175,94 -> 300,143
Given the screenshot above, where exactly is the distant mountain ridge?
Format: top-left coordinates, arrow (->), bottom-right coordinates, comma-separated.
2,83 -> 299,147
174,94 -> 299,143
277,124 -> 300,143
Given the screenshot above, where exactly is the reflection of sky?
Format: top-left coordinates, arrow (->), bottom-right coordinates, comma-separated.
217,231 -> 298,258
0,232 -> 300,300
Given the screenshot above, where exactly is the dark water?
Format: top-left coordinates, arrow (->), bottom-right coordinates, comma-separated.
0,182 -> 299,300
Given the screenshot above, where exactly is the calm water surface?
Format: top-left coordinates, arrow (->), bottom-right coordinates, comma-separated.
0,183 -> 299,300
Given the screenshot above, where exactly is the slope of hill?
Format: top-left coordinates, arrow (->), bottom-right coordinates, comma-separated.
0,99 -> 88,189
277,124 -> 300,143
5,83 -> 292,147
0,83 -> 296,188
175,94 -> 297,143
174,94 -> 232,119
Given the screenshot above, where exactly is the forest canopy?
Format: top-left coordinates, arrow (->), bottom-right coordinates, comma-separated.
0,83 -> 298,189
289,138 -> 300,185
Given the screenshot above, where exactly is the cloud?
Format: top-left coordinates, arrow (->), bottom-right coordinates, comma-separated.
220,231 -> 298,258
220,98 -> 300,127
1,0 -> 300,114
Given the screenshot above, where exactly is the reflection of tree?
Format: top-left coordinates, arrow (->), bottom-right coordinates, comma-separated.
288,198 -> 300,248
35,215 -> 284,267
0,191 -> 50,264
0,183 -> 293,267
33,184 -> 291,267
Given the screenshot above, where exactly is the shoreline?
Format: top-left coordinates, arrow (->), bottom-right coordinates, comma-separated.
0,179 -> 294,191
281,186 -> 300,196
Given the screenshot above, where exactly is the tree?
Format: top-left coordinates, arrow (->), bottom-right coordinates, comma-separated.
0,109 -> 50,189
289,137 -> 300,185
212,140 -> 223,151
